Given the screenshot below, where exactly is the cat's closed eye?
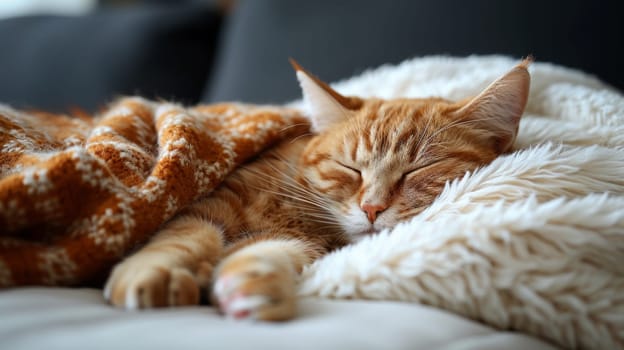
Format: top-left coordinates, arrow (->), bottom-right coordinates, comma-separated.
402,159 -> 443,179
335,161 -> 360,176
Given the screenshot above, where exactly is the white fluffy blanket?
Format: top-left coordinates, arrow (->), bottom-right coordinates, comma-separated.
298,56 -> 624,350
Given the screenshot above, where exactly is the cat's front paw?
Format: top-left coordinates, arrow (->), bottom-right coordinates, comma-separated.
213,250 -> 297,321
104,259 -> 200,309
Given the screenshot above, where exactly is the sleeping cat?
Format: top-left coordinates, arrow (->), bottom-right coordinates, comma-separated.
104,59 -> 531,321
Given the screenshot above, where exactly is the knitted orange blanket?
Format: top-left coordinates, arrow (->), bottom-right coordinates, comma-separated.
0,98 -> 307,287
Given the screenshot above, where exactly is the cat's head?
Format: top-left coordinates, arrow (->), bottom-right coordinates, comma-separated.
293,59 -> 530,239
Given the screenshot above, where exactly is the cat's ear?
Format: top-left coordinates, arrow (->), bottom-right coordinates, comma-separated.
290,59 -> 362,133
454,58 -> 532,152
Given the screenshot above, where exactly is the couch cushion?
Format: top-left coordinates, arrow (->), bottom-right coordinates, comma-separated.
0,4 -> 221,112
205,0 -> 624,104
0,288 -> 556,350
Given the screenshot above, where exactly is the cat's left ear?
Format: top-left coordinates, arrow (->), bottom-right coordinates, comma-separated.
454,58 -> 532,153
291,59 -> 362,133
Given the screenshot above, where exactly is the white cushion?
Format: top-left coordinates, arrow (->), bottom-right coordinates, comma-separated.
0,288 -> 555,350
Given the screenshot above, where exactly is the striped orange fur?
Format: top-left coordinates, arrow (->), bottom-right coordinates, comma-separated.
105,59 -> 531,321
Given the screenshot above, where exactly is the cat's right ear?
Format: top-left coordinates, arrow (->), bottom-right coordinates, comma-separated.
290,59 -> 362,133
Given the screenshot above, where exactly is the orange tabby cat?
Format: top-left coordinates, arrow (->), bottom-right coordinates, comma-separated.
104,59 -> 531,321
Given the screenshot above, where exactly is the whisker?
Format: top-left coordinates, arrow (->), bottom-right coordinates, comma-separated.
249,158 -> 328,201
279,122 -> 310,132
254,187 -> 329,209
245,167 -> 325,203
244,168 -> 328,202
289,132 -> 313,144
243,180 -> 339,225
237,144 -> 344,227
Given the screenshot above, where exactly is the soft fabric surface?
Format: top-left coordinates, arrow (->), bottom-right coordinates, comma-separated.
1,56 -> 622,349
0,100 -> 305,285
0,287 -> 556,350
297,56 -> 624,349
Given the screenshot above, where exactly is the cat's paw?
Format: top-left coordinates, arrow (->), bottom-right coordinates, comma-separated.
212,250 -> 297,321
104,259 -> 200,309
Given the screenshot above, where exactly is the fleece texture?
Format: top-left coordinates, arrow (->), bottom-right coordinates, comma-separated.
299,56 -> 624,350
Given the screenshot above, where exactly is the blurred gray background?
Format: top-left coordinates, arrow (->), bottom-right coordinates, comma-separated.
1,0 -> 622,113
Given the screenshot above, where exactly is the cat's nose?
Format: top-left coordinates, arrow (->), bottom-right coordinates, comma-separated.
361,203 -> 387,223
